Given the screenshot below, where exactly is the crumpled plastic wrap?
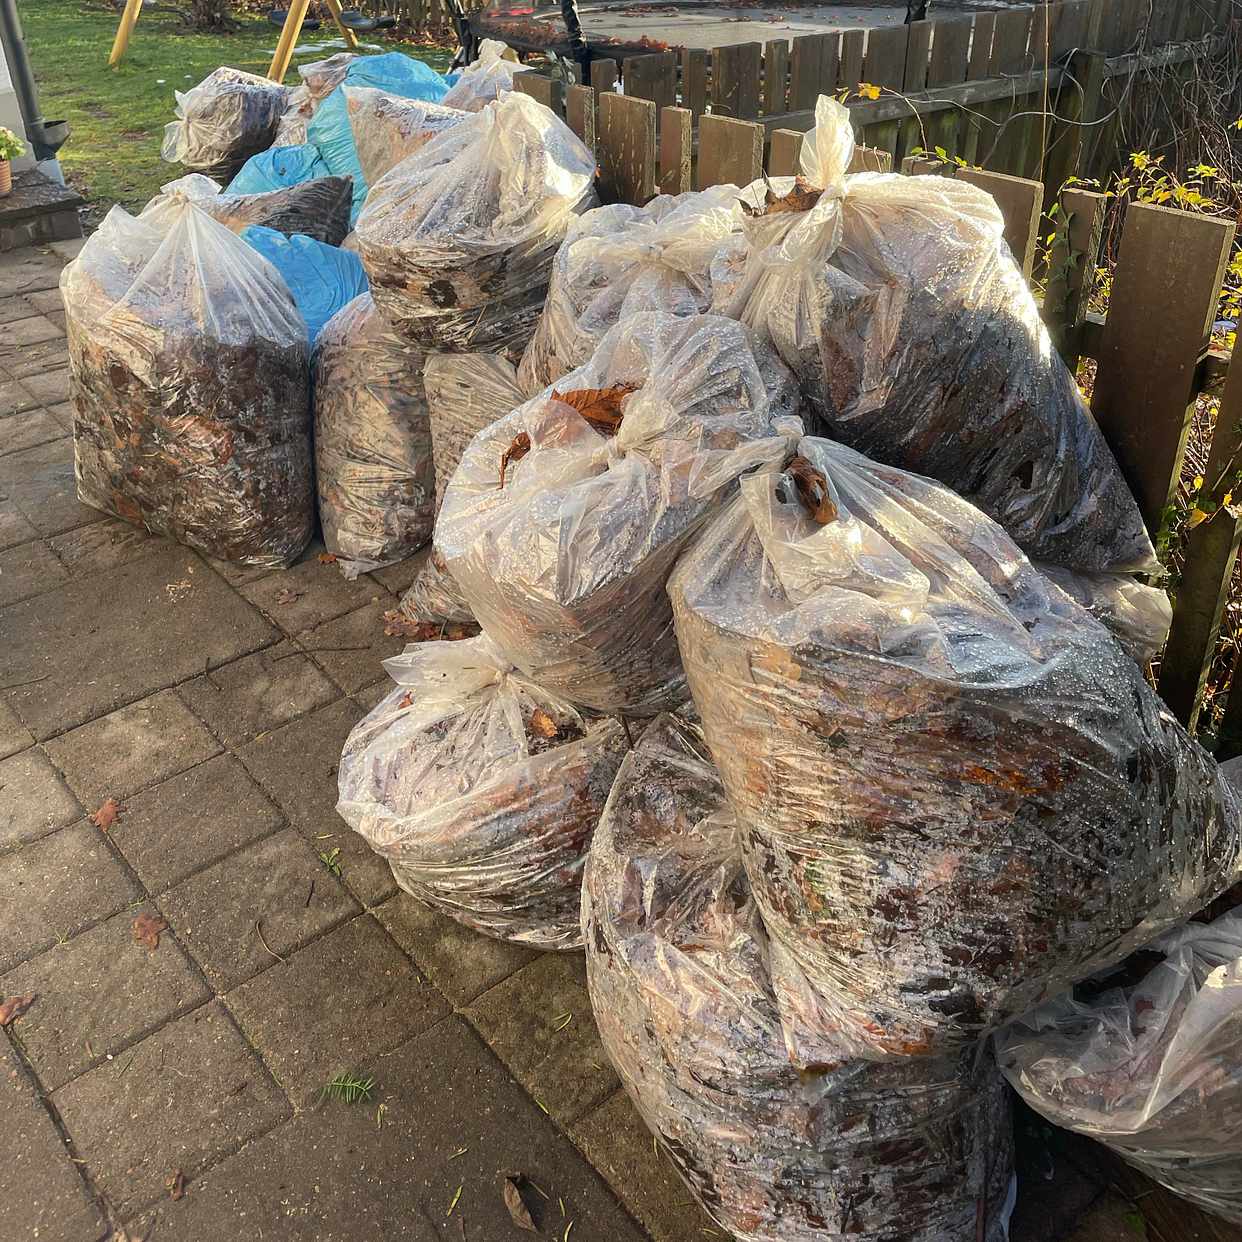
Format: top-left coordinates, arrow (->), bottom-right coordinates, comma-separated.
161,67 -> 288,181
227,143 -> 330,195
337,634 -> 627,948
356,91 -> 597,361
144,172 -> 352,247
668,435 -> 1242,1062
343,86 -> 465,186
400,351 -> 531,626
583,710 -> 1016,1241
437,312 -> 801,717
998,908 -> 1242,1223
314,293 -> 434,577
300,51 -> 357,102
518,186 -> 744,392
62,199 -> 312,567
441,39 -> 528,112
1037,562 -> 1172,664
721,96 -> 1155,575
273,84 -> 314,146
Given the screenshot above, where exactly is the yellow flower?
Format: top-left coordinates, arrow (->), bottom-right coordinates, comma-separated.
857,82 -> 881,101
1130,151 -> 1151,170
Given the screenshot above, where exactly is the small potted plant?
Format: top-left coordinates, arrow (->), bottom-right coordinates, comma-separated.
0,126 -> 26,197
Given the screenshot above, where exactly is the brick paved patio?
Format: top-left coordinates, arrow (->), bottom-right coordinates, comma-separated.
0,240 -> 1228,1242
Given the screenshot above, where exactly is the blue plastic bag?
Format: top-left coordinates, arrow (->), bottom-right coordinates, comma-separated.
227,144 -> 331,195
241,225 -> 368,343
308,54 -> 450,224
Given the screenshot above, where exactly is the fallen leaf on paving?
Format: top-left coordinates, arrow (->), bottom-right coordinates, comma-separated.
503,1176 -> 538,1232
274,587 -> 304,605
500,431 -> 532,488
382,609 -> 431,639
529,708 -> 559,739
166,1169 -> 187,1200
91,797 -> 123,832
0,993 -> 35,1026
743,175 -> 824,218
132,912 -> 168,951
550,383 -> 637,436
318,552 -> 338,565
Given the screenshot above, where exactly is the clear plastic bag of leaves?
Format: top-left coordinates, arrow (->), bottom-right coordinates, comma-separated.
518,185 -> 743,392
1037,562 -> 1172,665
161,67 -> 288,181
337,634 -> 626,948
314,293 -> 434,578
583,710 -> 1016,1242
437,312 -> 802,717
999,908 -> 1242,1223
62,199 -> 312,567
343,85 -> 465,186
273,84 -> 314,146
400,351 -> 531,626
440,38 -> 528,112
356,91 -> 597,361
144,172 -> 353,247
668,435 -> 1241,1062
720,96 -> 1155,575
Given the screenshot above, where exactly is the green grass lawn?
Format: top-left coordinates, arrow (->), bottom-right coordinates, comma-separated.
23,0 -> 451,218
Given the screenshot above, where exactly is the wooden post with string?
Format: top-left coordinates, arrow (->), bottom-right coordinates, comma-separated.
108,0 -> 144,67
268,0 -> 359,83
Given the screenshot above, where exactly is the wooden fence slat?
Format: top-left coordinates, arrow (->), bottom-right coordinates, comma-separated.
1044,186 -> 1106,366
987,8 -> 1034,172
847,145 -> 894,175
927,17 -> 971,86
659,105 -> 692,195
625,52 -> 677,114
597,92 -> 656,205
991,7 -> 1033,74
681,47 -> 708,116
863,24 -> 910,90
768,128 -> 804,176
592,58 -> 619,96
953,167 -> 1043,276
840,28 -> 866,93
1091,203 -> 1236,534
565,83 -> 596,154
697,114 -> 764,190
712,41 -> 763,119
968,11 -> 997,79
1053,0 -> 1091,56
1045,49 -> 1105,202
1160,349 -> 1242,729
737,41 -> 763,119
513,73 -> 564,116
904,20 -> 933,92
789,33 -> 826,112
763,39 -> 790,116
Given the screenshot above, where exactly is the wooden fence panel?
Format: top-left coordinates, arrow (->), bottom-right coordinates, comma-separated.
659,106 -> 692,195
927,17 -> 971,86
904,20 -> 933,91
768,128 -> 804,176
597,93 -> 656,205
625,52 -> 677,114
789,32 -> 831,112
1044,186 -> 1106,365
712,41 -> 763,119
513,73 -> 564,116
1091,203 -> 1235,534
963,13 -> 996,164
681,47 -> 708,116
863,24 -> 909,90
840,28 -> 866,94
565,84 -> 595,154
1160,349 -> 1242,729
1053,0 -> 1091,56
592,58 -> 619,95
698,114 -> 763,189
763,39 -> 790,117
969,11 -> 997,79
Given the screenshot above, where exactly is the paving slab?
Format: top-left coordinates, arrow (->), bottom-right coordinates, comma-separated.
239,546 -> 383,636
47,516 -> 159,578
0,493 -> 37,550
298,600 -> 406,694
571,1090 -> 711,1242
26,287 -> 65,317
2,545 -> 277,740
2,336 -> 70,379
0,295 -> 39,325
225,914 -> 448,1104
52,1000 -> 290,1218
44,689 -> 222,810
160,829 -> 359,992
109,753 -> 285,893
0,536 -> 68,605
0,312 -> 64,348
47,398 -> 75,432
465,953 -> 618,1126
351,681 -> 390,712
0,1031 -> 104,1242
21,365 -> 69,407
0,248 -> 67,297
0,407 -> 63,456
0,373 -> 38,414
0,821 -> 141,972
0,902 -> 210,1091
0,746 -> 81,850
0,434 -> 101,537
0,696 -> 34,759
375,893 -> 540,1008
368,547 -> 425,594
125,1016 -> 649,1242
176,640 -> 340,749
237,698 -> 397,908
